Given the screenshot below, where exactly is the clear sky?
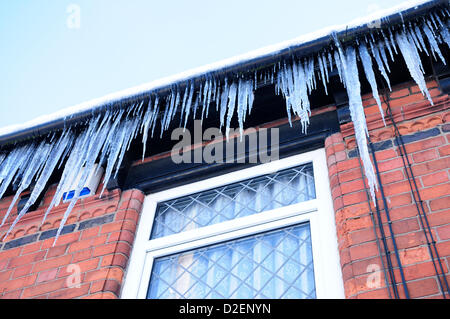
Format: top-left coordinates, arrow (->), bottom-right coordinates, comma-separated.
0,0 -> 410,129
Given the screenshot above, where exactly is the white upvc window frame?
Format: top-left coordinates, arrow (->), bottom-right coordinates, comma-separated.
121,148 -> 345,299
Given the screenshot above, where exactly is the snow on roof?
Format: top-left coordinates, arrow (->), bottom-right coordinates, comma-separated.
0,0 -> 433,139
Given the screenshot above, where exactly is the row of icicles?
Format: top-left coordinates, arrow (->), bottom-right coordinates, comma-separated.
0,8 -> 449,244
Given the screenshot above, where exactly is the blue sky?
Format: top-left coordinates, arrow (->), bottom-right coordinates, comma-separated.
0,0 -> 409,128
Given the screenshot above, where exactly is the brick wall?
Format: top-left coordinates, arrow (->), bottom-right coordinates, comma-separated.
0,78 -> 448,299
0,184 -> 144,299
326,78 -> 450,299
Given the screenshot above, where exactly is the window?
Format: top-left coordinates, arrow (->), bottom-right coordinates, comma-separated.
121,149 -> 344,299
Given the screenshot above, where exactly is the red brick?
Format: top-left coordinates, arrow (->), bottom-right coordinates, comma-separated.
438,144 -> 450,157
0,247 -> 22,262
116,230 -> 135,245
21,242 -> 42,255
338,168 -> 362,183
388,218 -> 420,235
408,278 -> 439,298
427,210 -> 450,227
412,149 -> 438,163
342,191 -> 367,207
375,149 -> 397,161
92,243 -> 118,258
48,283 -> 90,299
420,183 -> 450,200
357,288 -> 391,299
68,237 -> 97,253
349,242 -> 379,260
82,292 -> 117,299
100,222 -> 123,234
389,88 -> 410,99
399,246 -> 430,266
37,268 -> 58,283
72,249 -> 93,263
33,255 -> 72,273
388,92 -> 423,108
412,158 -> 450,176
47,244 -> 68,258
421,171 -> 449,187
85,267 -> 124,283
410,80 -> 438,93
388,193 -> 412,207
101,254 -> 128,269
81,226 -> 100,240
377,157 -> 404,173
22,278 -> 68,298
0,274 -> 37,293
340,179 -> 365,195
8,251 -> 46,269
49,232 -> 80,246
405,137 -> 446,154
394,231 -> 428,250
429,196 -> 450,212
389,205 -> 422,222
12,264 -> 33,279
337,158 -> 360,172
382,181 -> 411,196
1,290 -> 23,299
0,270 -> 12,282
346,216 -> 373,232
437,224 -> 450,241
348,228 -> 376,246
403,261 -> 448,282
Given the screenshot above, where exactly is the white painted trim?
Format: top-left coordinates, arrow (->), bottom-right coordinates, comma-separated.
121,149 -> 344,299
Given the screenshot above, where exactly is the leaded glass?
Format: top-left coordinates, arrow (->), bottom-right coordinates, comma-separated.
147,223 -> 315,299
151,163 -> 315,239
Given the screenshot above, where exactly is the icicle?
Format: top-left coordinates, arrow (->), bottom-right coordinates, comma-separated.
201,79 -> 210,122
179,85 -> 189,127
423,23 -> 446,65
381,29 -> 395,61
1,142 -> 52,227
414,25 -> 430,56
327,51 -> 334,71
11,130 -> 74,233
321,53 -> 329,83
408,24 -> 424,54
388,27 -> 398,55
183,81 -> 194,130
151,97 -> 160,138
141,97 -> 156,160
318,53 -> 328,94
237,78 -> 247,138
440,21 -> 450,48
395,30 -> 433,104
225,81 -> 237,139
219,78 -> 229,129
342,46 -> 378,203
192,92 -> 200,120
377,42 -> 391,73
369,40 -> 392,90
333,50 -> 345,86
358,43 -> 386,125
0,145 -> 35,201
214,79 -> 221,113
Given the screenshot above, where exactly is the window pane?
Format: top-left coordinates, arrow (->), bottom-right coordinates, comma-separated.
151,163 -> 316,239
147,222 -> 316,299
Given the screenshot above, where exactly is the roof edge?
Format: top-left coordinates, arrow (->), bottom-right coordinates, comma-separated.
0,0 -> 443,145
